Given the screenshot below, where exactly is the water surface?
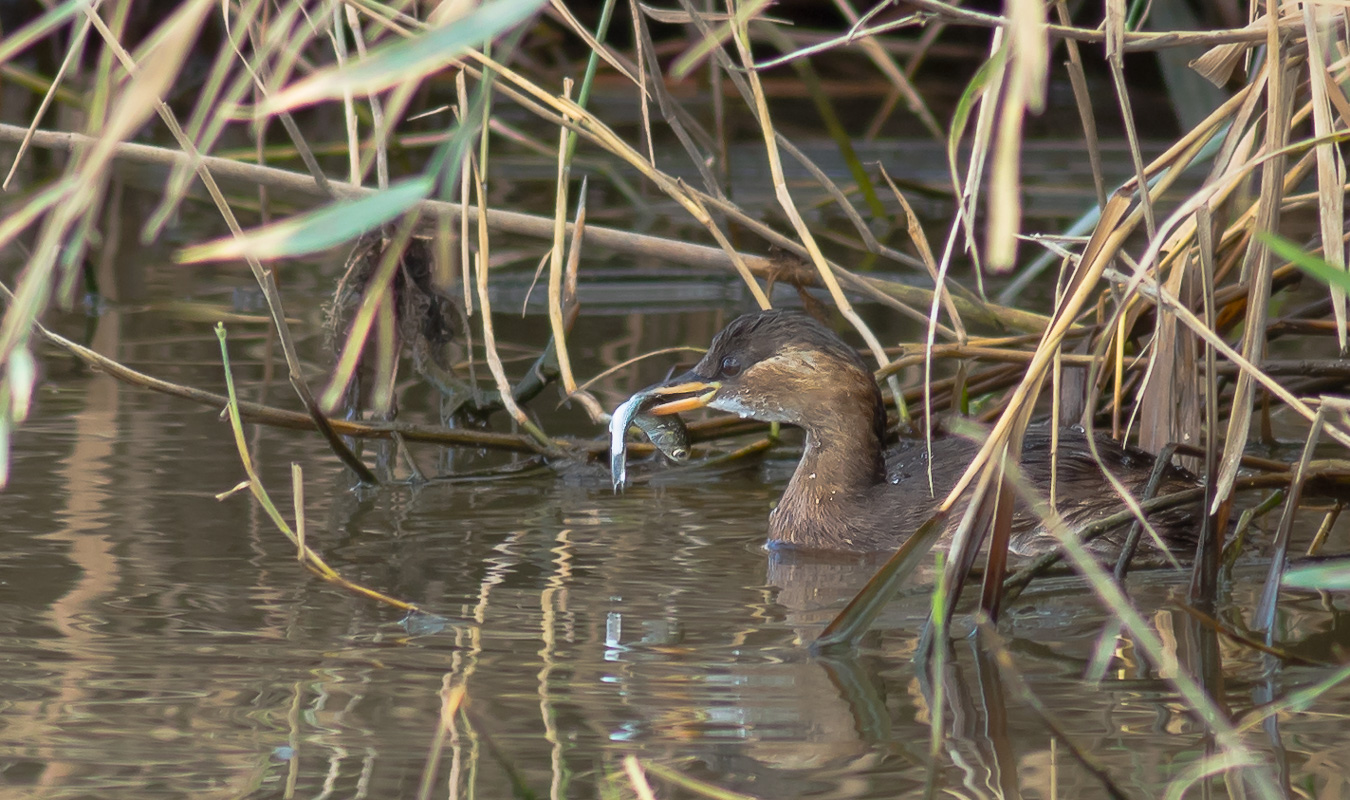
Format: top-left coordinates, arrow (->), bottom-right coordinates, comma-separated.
4,249 -> 1350,800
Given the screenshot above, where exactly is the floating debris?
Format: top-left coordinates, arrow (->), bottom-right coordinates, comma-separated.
400,610 -> 449,636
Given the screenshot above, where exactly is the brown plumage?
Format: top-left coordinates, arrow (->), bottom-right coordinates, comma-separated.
648,309 -> 1200,560
325,229 -> 463,420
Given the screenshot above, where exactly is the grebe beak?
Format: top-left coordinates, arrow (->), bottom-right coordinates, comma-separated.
646,374 -> 720,415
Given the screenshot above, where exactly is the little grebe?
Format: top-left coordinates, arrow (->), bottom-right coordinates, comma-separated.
644,310 -> 1200,559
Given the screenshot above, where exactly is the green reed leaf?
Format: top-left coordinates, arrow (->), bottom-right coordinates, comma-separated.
263,0 -> 545,112
178,177 -> 431,262
1282,560 -> 1350,591
1260,230 -> 1350,294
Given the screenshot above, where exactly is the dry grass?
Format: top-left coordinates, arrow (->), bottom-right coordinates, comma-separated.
4,1 -> 1350,797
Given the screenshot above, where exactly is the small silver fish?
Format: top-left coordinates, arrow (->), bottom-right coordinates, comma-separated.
609,394 -> 645,491
636,412 -> 690,462
609,390 -> 691,491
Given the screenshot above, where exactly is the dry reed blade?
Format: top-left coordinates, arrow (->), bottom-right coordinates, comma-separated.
455,50 -> 772,308
45,3 -> 381,492
456,72 -> 475,319
1,1 -> 98,190
1134,249 -> 1198,457
1118,261 -> 1350,451
547,79 -> 579,394
758,23 -> 885,218
628,0 -> 656,168
1105,0 -> 1156,241
150,0 -> 330,238
291,462 -> 307,561
416,682 -> 467,800
320,222 -> 419,413
977,621 -> 1132,799
1213,18 -> 1294,514
624,755 -> 658,800
342,2 -> 390,188
879,165 -> 961,436
640,761 -> 760,800
667,0 -> 772,79
559,186 -> 606,421
993,453 -> 1283,798
546,0 -> 637,87
1253,407 -> 1324,642
916,192 -> 1132,638
1301,2 -> 1348,352
631,4 -> 720,194
777,135 -> 913,267
216,323 -> 416,610
470,156 -> 556,452
729,14 -> 904,412
985,0 -> 1046,271
946,34 -> 1004,278
829,0 -> 944,141
1052,0 -> 1105,208
814,509 -> 950,651
1305,496 -> 1343,557
330,2 -> 363,187
1131,123 -> 1327,294
878,167 -> 966,340
921,442 -> 1007,648
977,431 -> 1021,620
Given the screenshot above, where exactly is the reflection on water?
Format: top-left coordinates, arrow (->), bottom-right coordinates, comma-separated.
4,302 -> 1350,799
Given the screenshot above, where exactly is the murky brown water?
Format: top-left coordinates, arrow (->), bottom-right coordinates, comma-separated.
5,246 -> 1350,800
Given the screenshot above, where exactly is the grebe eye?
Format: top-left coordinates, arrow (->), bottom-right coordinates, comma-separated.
719,356 -> 742,377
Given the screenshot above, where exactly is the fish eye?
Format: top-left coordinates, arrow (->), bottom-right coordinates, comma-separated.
719,356 -> 741,377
